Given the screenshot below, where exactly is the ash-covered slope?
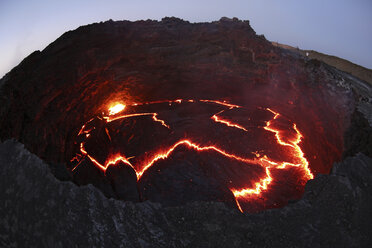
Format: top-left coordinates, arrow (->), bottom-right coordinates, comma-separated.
1,139 -> 371,247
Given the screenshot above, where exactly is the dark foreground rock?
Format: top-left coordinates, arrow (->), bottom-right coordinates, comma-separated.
0,139 -> 371,247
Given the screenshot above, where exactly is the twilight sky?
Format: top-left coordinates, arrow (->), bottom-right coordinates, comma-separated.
0,0 -> 371,78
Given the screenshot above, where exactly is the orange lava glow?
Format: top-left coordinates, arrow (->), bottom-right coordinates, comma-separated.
152,113 -> 170,129
136,139 -> 260,179
211,110 -> 248,131
200,99 -> 241,109
108,103 -> 125,115
104,112 -> 154,123
71,99 -> 314,213
229,108 -> 313,211
105,155 -> 136,171
263,108 -> 313,180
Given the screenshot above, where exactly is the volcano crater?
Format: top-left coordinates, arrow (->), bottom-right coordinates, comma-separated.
0,17 -> 369,214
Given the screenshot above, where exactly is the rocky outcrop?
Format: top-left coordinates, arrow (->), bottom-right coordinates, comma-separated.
0,139 -> 371,247
272,42 -> 372,86
343,110 -> 372,158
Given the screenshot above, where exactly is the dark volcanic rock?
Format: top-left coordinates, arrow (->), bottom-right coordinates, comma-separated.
1,139 -> 371,247
343,110 -> 372,158
105,161 -> 140,202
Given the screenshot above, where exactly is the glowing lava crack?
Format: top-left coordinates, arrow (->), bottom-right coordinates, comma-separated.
71,99 -> 314,213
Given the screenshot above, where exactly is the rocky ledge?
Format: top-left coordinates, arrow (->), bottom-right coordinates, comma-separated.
0,139 -> 371,247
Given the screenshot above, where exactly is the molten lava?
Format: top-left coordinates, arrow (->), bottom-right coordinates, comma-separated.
108,103 -> 125,115
71,99 -> 314,213
212,111 -> 248,131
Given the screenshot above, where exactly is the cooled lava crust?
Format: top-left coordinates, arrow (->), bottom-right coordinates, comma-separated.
0,17 -> 354,212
